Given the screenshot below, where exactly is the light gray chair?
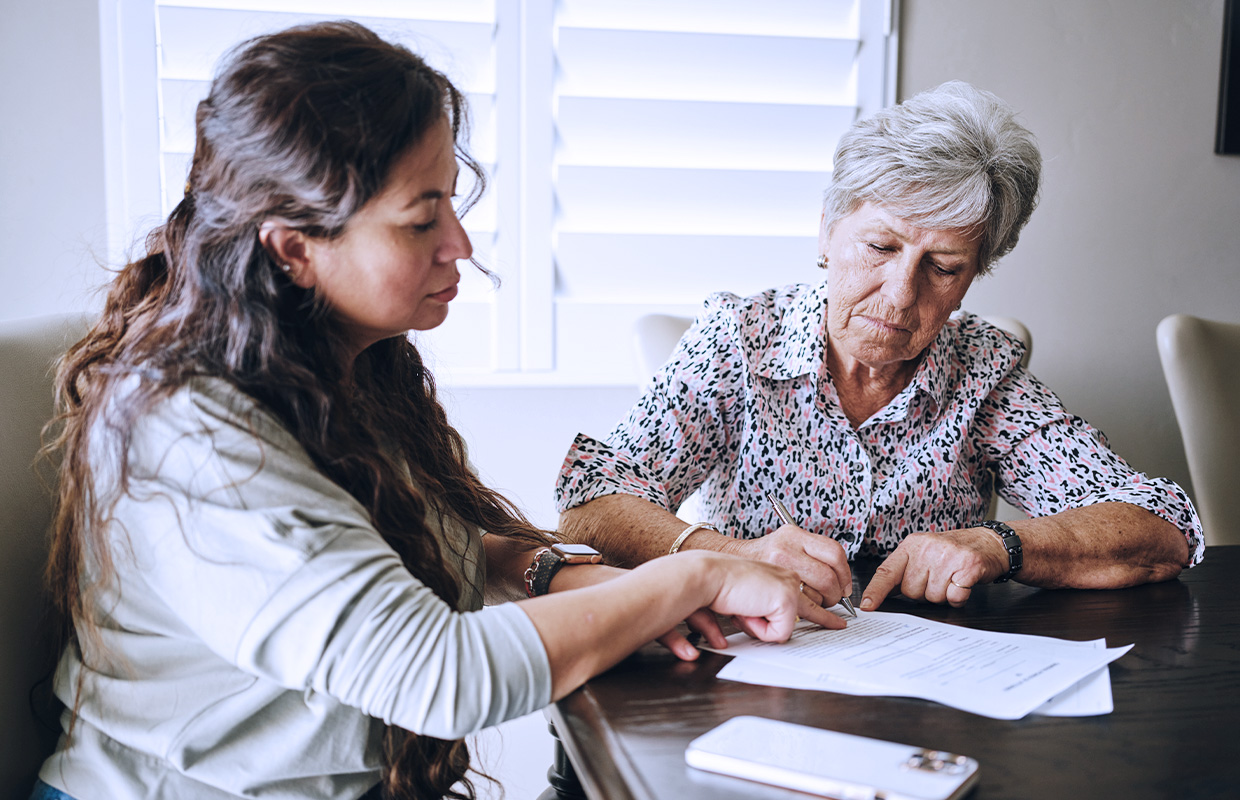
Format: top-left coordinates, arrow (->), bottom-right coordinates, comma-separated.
1157,314 -> 1240,547
633,312 -> 1033,521
0,313 -> 92,799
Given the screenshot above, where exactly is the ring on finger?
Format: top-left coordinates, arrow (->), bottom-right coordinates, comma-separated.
798,581 -> 806,594
950,578 -> 970,590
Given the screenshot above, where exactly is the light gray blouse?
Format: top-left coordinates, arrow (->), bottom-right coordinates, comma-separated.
40,377 -> 551,800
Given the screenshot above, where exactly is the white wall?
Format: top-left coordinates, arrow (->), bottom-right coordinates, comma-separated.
899,0 -> 1240,503
0,0 -> 110,320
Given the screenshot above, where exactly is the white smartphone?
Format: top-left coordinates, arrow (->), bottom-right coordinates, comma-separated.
685,716 -> 979,800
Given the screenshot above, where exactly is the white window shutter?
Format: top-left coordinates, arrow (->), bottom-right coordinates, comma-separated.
548,0 -> 897,383
103,0 -> 897,386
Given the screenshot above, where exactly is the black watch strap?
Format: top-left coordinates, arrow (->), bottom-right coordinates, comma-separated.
524,548 -> 563,598
977,520 -> 1023,582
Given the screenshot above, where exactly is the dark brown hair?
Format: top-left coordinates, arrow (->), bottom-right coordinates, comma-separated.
45,20 -> 547,799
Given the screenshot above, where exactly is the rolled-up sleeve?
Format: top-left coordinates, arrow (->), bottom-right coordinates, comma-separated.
555,296 -> 745,515
978,365 -> 1205,566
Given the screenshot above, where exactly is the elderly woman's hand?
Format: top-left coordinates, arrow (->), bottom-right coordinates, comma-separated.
859,527 -> 1011,609
730,523 -> 855,611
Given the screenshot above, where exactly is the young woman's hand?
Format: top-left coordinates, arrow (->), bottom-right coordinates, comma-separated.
691,550 -> 847,644
547,561 -> 729,660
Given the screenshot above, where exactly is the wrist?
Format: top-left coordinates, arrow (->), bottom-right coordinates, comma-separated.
659,549 -> 721,607
975,520 -> 1023,582
524,543 -> 603,597
668,521 -> 720,555
547,562 -> 624,593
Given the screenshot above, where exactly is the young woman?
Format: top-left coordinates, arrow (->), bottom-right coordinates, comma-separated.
32,21 -> 841,800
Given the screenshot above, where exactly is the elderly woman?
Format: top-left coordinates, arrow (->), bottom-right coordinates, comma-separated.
555,81 -> 1203,612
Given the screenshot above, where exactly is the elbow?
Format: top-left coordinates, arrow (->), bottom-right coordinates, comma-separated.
417,708 -> 492,742
1146,519 -> 1193,582
1140,557 -> 1185,585
557,499 -> 599,542
1110,544 -> 1188,588
556,505 -> 581,537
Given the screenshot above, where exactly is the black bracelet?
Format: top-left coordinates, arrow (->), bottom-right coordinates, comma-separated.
976,520 -> 1023,582
523,548 -> 563,598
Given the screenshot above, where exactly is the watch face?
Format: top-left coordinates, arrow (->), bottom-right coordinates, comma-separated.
553,543 -> 603,563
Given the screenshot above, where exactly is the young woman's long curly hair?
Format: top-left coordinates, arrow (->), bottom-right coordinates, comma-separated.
44,21 -> 549,800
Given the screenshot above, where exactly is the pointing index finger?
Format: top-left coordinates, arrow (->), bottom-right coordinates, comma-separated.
861,547 -> 908,611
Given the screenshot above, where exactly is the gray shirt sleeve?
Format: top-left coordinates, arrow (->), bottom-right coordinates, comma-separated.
110,377 -> 552,740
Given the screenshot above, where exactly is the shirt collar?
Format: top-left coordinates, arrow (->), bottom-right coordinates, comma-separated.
752,280 -> 831,380
752,280 -> 959,412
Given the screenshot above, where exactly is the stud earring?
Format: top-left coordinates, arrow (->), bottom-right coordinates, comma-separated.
280,263 -> 292,273
816,255 -> 828,269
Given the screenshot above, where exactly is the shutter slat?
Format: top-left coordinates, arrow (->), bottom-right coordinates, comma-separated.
158,0 -> 493,21
557,233 -> 818,303
556,166 -> 830,237
558,0 -> 856,39
556,28 -> 858,105
557,97 -> 853,171
157,7 -> 496,89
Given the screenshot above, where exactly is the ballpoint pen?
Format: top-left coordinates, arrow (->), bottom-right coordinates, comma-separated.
766,491 -> 858,618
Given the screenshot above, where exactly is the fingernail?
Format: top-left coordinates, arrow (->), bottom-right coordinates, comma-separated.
860,598 -> 874,610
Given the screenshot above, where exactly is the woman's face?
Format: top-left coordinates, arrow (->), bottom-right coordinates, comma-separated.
304,118 -> 471,354
822,202 -> 980,371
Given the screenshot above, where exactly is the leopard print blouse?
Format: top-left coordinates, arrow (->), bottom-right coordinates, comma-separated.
555,281 -> 1204,564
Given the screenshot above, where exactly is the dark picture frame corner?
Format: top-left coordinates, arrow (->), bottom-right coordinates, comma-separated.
1216,0 -> 1240,155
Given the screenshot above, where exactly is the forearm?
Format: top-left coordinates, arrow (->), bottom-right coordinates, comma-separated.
1010,502 -> 1190,589
518,552 -> 725,699
558,493 -> 742,567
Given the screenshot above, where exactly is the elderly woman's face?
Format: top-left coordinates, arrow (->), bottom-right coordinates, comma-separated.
822,203 -> 980,370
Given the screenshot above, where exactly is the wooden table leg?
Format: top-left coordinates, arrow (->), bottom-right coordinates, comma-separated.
535,720 -> 587,800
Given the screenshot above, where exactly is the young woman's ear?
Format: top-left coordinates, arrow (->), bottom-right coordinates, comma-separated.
258,221 -> 317,289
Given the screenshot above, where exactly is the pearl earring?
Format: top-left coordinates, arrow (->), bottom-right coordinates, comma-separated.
816,255 -> 828,269
280,263 -> 291,273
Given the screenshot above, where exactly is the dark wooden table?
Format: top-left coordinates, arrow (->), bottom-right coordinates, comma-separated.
547,546 -> 1240,799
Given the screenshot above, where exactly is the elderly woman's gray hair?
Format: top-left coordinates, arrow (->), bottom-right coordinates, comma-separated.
823,80 -> 1041,274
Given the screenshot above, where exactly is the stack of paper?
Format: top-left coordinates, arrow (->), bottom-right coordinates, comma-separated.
706,610 -> 1131,720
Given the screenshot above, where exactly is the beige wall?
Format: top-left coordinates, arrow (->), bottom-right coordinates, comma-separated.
899,0 -> 1240,500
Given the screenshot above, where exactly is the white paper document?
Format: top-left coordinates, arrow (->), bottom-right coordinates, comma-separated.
706,612 -> 1131,720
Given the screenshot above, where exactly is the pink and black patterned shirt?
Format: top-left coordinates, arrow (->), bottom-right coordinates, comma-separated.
555,281 -> 1204,565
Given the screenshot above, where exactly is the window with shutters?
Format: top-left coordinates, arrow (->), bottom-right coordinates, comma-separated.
100,0 -> 898,386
